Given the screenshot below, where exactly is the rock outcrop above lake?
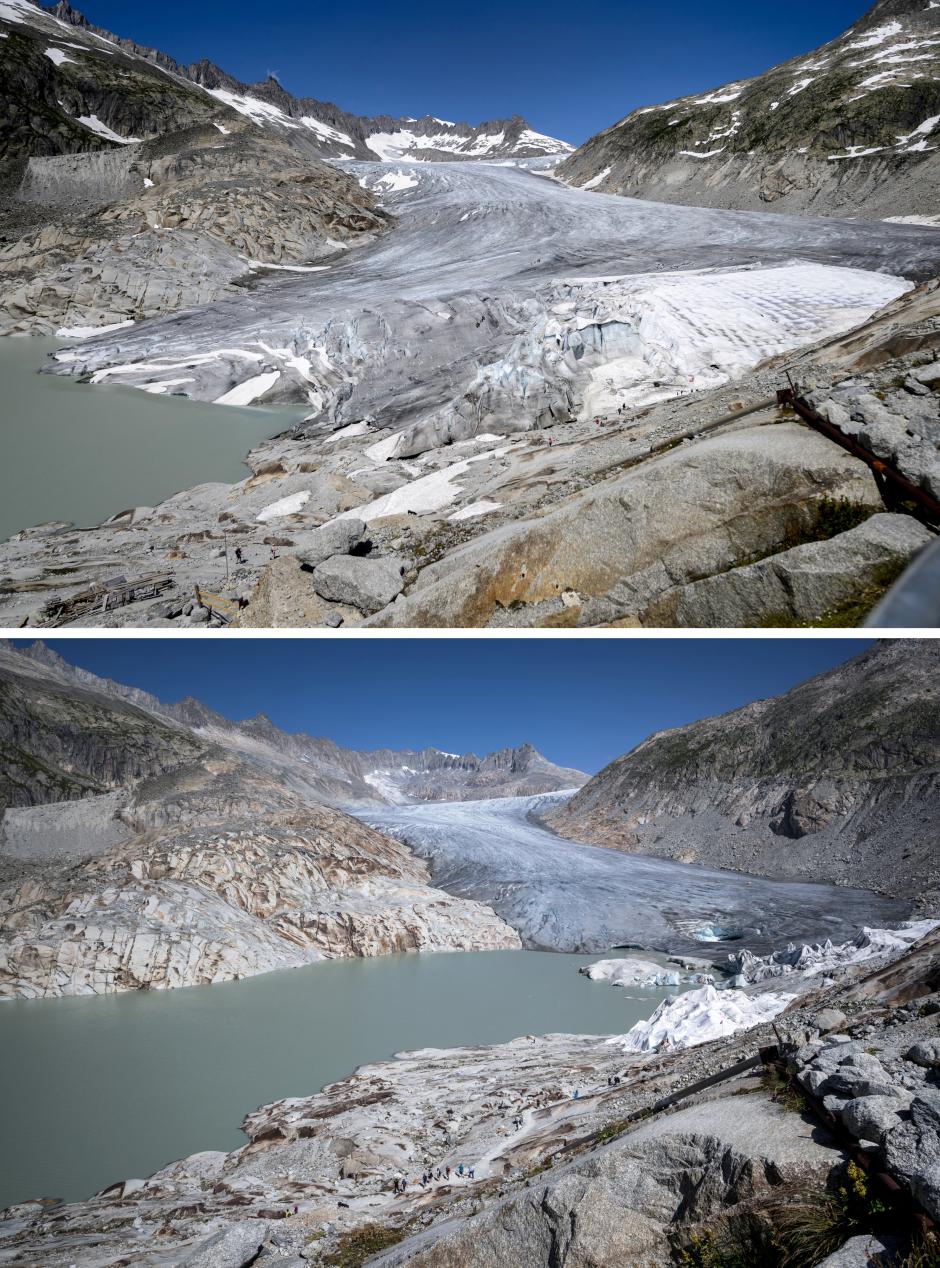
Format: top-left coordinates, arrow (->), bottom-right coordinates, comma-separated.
0,642 -> 530,998
0,125 -> 388,335
557,0 -> 940,220
546,640 -> 940,903
0,802 -> 520,998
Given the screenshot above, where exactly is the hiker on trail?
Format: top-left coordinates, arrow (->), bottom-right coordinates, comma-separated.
457,1163 -> 464,1177
235,546 -> 244,564
270,546 -> 278,560
469,1167 -> 475,1179
445,1166 -> 451,1179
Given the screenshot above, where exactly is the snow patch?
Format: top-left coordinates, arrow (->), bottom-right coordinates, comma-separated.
691,89 -> 742,105
55,320 -> 135,339
299,116 -> 355,147
74,115 -> 140,144
847,19 -> 903,49
448,500 -> 502,522
139,379 -> 195,395
336,445 -> 513,523
884,213 -> 940,228
363,771 -> 411,804
828,145 -> 886,160
256,490 -> 310,522
325,421 -> 372,445
580,166 -> 611,190
214,370 -> 281,407
369,168 -> 421,193
240,258 -> 331,273
205,88 -> 298,130
44,46 -> 76,66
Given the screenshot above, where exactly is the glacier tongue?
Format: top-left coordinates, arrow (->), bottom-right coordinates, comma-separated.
727,919 -> 940,985
53,160 -> 938,457
361,794 -> 908,956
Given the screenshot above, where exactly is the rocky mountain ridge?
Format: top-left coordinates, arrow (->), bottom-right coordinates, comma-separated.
1,0 -> 570,166
0,640 -> 586,809
546,640 -> 940,903
557,0 -> 940,218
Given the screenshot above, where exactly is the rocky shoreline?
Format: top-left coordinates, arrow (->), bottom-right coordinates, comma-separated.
2,920 -> 938,1267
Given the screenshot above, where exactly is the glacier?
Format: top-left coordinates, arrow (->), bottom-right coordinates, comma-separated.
52,159 -> 940,463
359,793 -> 908,956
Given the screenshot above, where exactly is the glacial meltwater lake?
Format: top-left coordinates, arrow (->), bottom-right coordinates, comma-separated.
0,337 -> 304,544
0,948 -> 685,1210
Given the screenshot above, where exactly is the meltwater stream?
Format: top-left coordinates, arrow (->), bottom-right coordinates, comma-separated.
360,794 -> 909,955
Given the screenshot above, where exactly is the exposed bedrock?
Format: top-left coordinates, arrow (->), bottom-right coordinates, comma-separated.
656,512 -> 935,627
0,126 -> 387,335
366,424 -> 888,627
375,1095 -> 840,1268
0,812 -> 520,999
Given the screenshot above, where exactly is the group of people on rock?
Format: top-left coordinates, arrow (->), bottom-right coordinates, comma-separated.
398,1161 -> 476,1193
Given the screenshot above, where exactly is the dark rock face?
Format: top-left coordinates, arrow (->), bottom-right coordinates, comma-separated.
0,651 -> 205,811
547,641 -> 940,901
0,9 -> 223,165
557,0 -> 940,218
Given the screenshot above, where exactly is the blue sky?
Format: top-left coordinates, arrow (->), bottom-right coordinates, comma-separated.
30,639 -> 872,774
77,0 -> 866,144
